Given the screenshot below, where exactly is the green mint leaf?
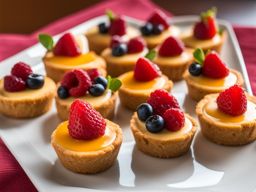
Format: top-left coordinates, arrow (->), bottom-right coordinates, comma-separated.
218,28 -> 224,35
145,49 -> 156,61
201,7 -> 217,20
193,48 -> 205,65
107,76 -> 122,92
106,9 -> 115,21
38,34 -> 54,51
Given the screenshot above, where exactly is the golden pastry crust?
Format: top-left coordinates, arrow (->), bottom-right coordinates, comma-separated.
43,53 -> 107,82
130,113 -> 197,158
0,77 -> 56,118
196,94 -> 256,146
119,76 -> 173,110
183,69 -> 244,101
56,92 -> 117,121
51,120 -> 123,174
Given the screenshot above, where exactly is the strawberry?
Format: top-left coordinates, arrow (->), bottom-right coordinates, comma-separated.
193,8 -> 218,40
109,17 -> 126,36
148,11 -> 169,30
163,108 -> 185,131
158,36 -> 184,57
53,33 -> 81,57
134,57 -> 161,81
127,37 -> 145,54
61,71 -> 78,89
203,51 -> 229,78
86,68 -> 100,81
217,85 -> 247,116
147,89 -> 180,116
4,75 -> 26,92
68,99 -> 106,140
11,62 -> 33,81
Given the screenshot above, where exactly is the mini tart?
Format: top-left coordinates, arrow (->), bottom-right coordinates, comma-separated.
153,48 -> 194,81
182,31 -> 226,53
85,26 -> 139,54
196,94 -> 256,146
143,26 -> 180,49
51,119 -> 122,174
183,69 -> 244,101
101,48 -> 148,77
56,89 -> 117,121
130,113 -> 197,158
118,71 -> 173,110
0,77 -> 55,118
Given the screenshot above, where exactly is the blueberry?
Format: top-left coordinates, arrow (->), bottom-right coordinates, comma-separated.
140,23 -> 153,36
26,74 -> 44,89
145,115 -> 165,133
94,76 -> 108,89
189,62 -> 202,76
57,86 -> 69,99
112,43 -> 128,56
98,22 -> 109,34
152,24 -> 164,35
136,103 -> 153,121
89,84 -> 105,96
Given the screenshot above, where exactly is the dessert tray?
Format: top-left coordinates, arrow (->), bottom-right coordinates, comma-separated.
0,15 -> 254,192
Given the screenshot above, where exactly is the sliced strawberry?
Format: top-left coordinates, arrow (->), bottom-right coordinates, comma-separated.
148,11 -> 169,30
127,37 -> 145,54
109,17 -> 126,36
4,75 -> 26,92
53,33 -> 81,57
134,57 -> 161,81
202,52 -> 229,78
163,108 -> 185,131
158,36 -> 184,57
217,85 -> 247,116
11,62 -> 33,81
68,99 -> 106,140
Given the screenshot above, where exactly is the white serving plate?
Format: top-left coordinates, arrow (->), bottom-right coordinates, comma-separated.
0,15 -> 255,192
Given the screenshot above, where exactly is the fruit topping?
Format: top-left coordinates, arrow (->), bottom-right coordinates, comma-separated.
217,85 -> 247,116
148,11 -> 169,30
145,115 -> 165,133
136,103 -> 154,121
188,62 -> 202,76
86,68 -> 100,81
57,86 -> 69,99
98,22 -> 109,34
147,89 -> 180,116
109,17 -> 126,36
193,7 -> 218,40
127,37 -> 146,54
89,84 -> 105,96
26,74 -> 45,89
140,23 -> 153,36
94,76 -> 108,89
11,62 -> 32,81
158,36 -> 184,57
152,24 -> 164,35
4,75 -> 26,92
110,35 -> 124,48
68,99 -> 106,140
163,108 -> 185,131
112,43 -> 128,56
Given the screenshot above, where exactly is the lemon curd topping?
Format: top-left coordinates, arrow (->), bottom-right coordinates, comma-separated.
154,51 -> 193,65
184,33 -> 222,48
137,116 -> 193,140
54,121 -> 116,152
119,71 -> 166,92
204,99 -> 256,124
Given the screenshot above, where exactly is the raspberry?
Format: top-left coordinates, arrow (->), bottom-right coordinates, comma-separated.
61,71 -> 78,89
11,62 -> 32,81
53,33 -> 81,57
217,85 -> 247,116
158,36 -> 184,57
86,68 -> 100,81
148,11 -> 169,30
203,52 -> 229,78
163,108 -> 185,131
127,37 -> 145,54
4,75 -> 26,92
109,17 -> 126,36
134,57 -> 161,81
68,99 -> 106,140
147,89 -> 180,116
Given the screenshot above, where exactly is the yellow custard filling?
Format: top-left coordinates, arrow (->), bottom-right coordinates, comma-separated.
184,33 -> 222,48
119,71 -> 166,91
204,99 -> 256,124
154,50 -> 193,65
0,78 -> 55,99
188,71 -> 237,88
137,116 -> 193,140
54,121 -> 116,152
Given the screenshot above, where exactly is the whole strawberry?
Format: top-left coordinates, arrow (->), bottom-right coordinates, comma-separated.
158,36 -> 184,57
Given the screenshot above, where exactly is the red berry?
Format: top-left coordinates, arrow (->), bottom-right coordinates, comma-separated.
110,35 -> 124,48
158,36 -> 184,57
53,33 -> 81,57
163,108 -> 185,131
11,62 -> 32,81
134,57 -> 161,81
148,11 -> 169,30
109,17 -> 126,36
68,99 -> 106,140
4,75 -> 26,92
67,69 -> 92,97
127,37 -> 145,54
217,85 -> 247,116
61,71 -> 78,89
86,68 -> 100,81
202,52 -> 229,78
194,16 -> 217,40
147,89 -> 180,116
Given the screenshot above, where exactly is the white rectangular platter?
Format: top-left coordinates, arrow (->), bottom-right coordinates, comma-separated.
0,15 -> 255,192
